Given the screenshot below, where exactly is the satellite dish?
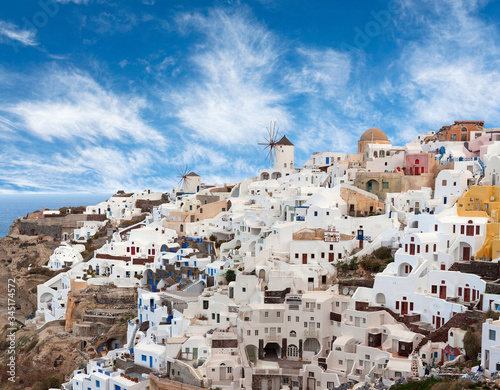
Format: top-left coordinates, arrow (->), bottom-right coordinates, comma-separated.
491,196 -> 495,201
343,288 -> 349,295
349,289 -> 354,296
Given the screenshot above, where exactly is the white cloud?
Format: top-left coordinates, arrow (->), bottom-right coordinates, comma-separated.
54,0 -> 92,4
169,8 -> 291,145
285,48 -> 351,97
0,21 -> 37,47
4,69 -> 165,146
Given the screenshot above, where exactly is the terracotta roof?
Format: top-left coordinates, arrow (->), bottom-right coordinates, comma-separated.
276,135 -> 294,146
360,127 -> 388,142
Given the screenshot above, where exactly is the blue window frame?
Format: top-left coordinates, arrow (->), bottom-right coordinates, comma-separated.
142,354 -> 147,361
96,380 -> 100,388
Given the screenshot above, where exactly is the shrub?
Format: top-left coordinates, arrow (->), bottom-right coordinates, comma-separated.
225,269 -> 236,284
464,327 -> 481,360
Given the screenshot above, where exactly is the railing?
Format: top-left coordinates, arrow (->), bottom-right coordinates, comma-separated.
304,329 -> 319,338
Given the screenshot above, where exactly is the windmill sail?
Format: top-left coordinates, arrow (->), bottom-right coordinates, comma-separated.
258,121 -> 280,167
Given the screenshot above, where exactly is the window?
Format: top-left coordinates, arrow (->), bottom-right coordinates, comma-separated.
433,244 -> 437,252
287,344 -> 299,357
338,360 -> 343,365
247,330 -> 251,336
458,287 -> 462,296
321,252 -> 325,259
317,322 -> 321,328
265,328 -> 268,333
115,386 -> 121,390
383,182 -> 389,189
288,316 -> 291,321
304,322 -> 308,328
466,225 -> 474,236
296,316 -> 299,322
96,381 -> 100,388
142,355 -> 147,362
295,253 -> 299,258
265,312 -> 269,317
453,225 -> 456,233
426,245 -> 429,253
442,180 -> 447,186
490,329 -> 496,341
203,300 -> 209,310
277,312 -> 281,317
461,225 -> 465,234
255,330 -> 258,336
314,211 -> 318,217
395,301 -> 399,310
431,285 -> 437,294
476,226 -> 480,235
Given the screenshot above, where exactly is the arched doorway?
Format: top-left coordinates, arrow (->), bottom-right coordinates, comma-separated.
366,180 -> 379,192
304,338 -> 321,354
263,343 -> 281,359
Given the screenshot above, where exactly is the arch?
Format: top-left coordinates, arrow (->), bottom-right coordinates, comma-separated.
398,262 -> 413,277
180,224 -> 184,233
40,292 -> 54,303
260,172 -> 270,181
415,159 -> 420,165
366,180 -> 379,192
287,344 -> 299,358
271,172 -> 282,180
264,342 -> 281,359
258,269 -> 266,280
245,345 -> 258,363
410,220 -> 418,228
304,338 -> 321,354
373,151 -> 378,158
375,293 -> 386,305
160,244 -> 167,252
289,330 -> 297,337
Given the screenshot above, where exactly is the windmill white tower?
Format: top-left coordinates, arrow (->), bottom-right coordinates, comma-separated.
274,135 -> 294,170
176,166 -> 201,193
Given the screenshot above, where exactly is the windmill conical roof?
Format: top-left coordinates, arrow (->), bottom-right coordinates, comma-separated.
276,135 -> 294,146
186,172 -> 200,177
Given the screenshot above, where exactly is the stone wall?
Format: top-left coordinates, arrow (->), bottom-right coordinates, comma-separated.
151,374 -> 206,389
449,260 -> 500,281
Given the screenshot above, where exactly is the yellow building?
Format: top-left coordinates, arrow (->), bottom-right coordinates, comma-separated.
457,186 -> 500,261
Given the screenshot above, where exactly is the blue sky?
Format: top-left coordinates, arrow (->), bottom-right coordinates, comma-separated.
1,0 -> 500,193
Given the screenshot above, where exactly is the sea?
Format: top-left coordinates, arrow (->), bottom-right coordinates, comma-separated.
0,193 -> 113,238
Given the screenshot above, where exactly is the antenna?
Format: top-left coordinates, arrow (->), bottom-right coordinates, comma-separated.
258,121 -> 280,167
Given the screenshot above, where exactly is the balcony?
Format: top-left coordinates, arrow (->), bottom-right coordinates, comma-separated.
304,329 -> 319,338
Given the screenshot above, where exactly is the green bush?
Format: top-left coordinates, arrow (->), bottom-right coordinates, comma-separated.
225,269 -> 236,283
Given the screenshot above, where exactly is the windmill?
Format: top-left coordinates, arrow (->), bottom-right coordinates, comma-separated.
258,121 -> 280,167
176,165 -> 190,192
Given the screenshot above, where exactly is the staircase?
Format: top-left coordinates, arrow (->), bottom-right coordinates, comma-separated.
411,352 -> 419,379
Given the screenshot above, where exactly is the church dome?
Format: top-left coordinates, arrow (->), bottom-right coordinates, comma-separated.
360,127 -> 388,142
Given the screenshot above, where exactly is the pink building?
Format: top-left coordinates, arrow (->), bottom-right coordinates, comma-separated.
405,153 -> 432,175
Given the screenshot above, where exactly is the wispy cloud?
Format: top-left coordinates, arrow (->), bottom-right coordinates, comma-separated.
0,21 -> 37,47
169,8 -> 291,145
3,68 -> 165,146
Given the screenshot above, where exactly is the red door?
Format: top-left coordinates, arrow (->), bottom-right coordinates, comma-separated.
464,288 -> 470,302
329,253 -> 334,262
302,254 -> 307,264
439,286 -> 447,300
131,247 -> 136,255
463,247 -> 470,261
401,302 -> 408,315
410,244 -> 415,255
436,317 -> 441,328
415,167 -> 420,175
